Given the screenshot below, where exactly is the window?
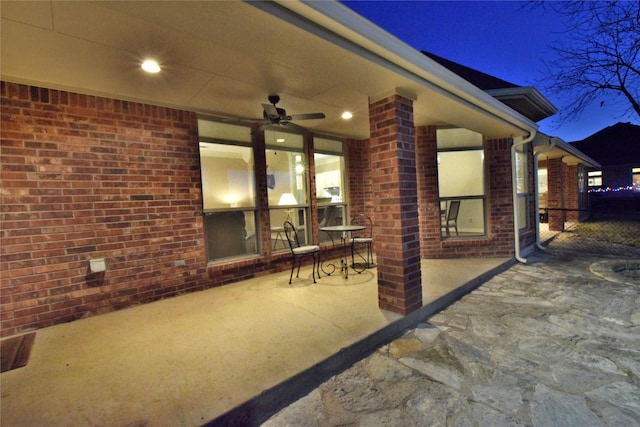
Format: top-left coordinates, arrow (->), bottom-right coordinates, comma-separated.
515,146 -> 529,230
538,168 -> 548,194
266,130 -> 310,250
314,137 -> 346,244
437,128 -> 486,237
588,170 -> 602,187
632,167 -> 640,187
538,168 -> 549,223
198,120 -> 257,262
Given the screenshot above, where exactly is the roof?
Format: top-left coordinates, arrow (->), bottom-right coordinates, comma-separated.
422,51 -> 518,90
423,51 -> 557,123
0,0 -> 536,139
570,122 -> 640,166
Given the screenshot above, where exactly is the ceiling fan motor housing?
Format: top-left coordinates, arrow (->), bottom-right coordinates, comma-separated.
268,95 -> 281,105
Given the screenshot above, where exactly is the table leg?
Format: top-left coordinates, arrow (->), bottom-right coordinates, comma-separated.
340,236 -> 349,279
320,230 -> 337,276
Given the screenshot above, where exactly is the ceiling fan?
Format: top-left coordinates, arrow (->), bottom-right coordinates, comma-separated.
255,95 -> 325,133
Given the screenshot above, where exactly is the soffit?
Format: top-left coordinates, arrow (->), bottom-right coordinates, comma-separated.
1,0 -> 533,139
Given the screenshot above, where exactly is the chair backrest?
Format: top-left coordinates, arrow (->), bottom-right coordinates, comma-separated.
447,200 -> 461,221
350,213 -> 373,238
283,221 -> 300,251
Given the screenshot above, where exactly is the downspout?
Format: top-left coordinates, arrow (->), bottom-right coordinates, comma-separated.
511,131 -> 536,264
534,137 -> 556,250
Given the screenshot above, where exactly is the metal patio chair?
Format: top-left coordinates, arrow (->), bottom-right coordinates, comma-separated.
283,221 -> 320,284
350,213 -> 374,270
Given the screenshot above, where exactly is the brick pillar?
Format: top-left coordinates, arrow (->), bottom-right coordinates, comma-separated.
369,93 -> 422,315
547,158 -> 565,231
564,164 -> 579,222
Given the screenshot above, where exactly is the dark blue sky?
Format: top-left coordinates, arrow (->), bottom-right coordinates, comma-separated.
342,1 -> 629,142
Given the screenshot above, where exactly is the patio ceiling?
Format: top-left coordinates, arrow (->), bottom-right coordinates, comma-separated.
1,1 -> 536,140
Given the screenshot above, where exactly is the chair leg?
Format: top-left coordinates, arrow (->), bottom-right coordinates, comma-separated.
289,258 -> 295,284
311,254 -> 317,284
315,253 -> 321,281
351,244 -> 355,268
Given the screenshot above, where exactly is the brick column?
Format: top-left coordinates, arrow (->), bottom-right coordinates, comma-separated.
564,164 -> 579,222
369,93 -> 422,315
547,158 -> 565,231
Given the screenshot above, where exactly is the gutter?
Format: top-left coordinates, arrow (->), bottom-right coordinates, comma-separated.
534,137 -> 557,250
511,131 -> 537,263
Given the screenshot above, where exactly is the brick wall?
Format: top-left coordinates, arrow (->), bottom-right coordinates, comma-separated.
0,82 -> 296,337
346,139 -> 373,216
415,129 -> 516,258
415,126 -> 442,257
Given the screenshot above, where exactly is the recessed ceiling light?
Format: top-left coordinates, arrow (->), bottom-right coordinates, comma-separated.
341,111 -> 353,120
276,138 -> 286,143
141,59 -> 161,73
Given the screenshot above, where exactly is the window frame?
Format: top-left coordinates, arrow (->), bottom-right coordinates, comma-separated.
588,170 -> 603,187
198,120 -> 259,263
265,129 -> 311,250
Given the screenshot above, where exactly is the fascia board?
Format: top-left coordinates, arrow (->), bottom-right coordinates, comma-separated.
266,0 -> 537,136
487,87 -> 558,118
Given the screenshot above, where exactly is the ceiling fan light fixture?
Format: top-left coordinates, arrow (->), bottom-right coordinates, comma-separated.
341,111 -> 353,120
141,59 -> 161,73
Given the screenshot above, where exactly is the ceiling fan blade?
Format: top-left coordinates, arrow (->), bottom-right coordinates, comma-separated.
262,103 -> 279,117
280,122 -> 309,133
289,112 -> 326,120
253,122 -> 272,134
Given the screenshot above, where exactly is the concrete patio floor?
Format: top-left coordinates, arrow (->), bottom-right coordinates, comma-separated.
0,257 -> 512,426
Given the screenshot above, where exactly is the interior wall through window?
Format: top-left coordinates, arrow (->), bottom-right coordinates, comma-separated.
436,128 -> 486,238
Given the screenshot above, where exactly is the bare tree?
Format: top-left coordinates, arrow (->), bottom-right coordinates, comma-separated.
530,1 -> 640,121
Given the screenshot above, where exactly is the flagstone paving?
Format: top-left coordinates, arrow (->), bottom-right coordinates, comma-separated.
263,249 -> 640,426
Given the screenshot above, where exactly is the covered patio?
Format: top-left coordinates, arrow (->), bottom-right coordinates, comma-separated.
0,257 -> 511,426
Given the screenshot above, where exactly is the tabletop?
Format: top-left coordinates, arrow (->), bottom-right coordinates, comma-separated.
319,225 -> 365,232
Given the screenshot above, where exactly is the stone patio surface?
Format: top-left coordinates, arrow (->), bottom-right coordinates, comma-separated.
264,249 -> 640,426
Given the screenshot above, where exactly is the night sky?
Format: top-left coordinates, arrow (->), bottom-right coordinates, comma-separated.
341,1 -> 634,142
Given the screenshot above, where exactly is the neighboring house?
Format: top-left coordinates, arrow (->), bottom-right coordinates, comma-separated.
570,122 -> 640,190
570,122 -> 640,216
0,1 -> 586,336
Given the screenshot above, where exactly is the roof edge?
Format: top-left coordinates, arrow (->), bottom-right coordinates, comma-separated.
534,133 -> 601,168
